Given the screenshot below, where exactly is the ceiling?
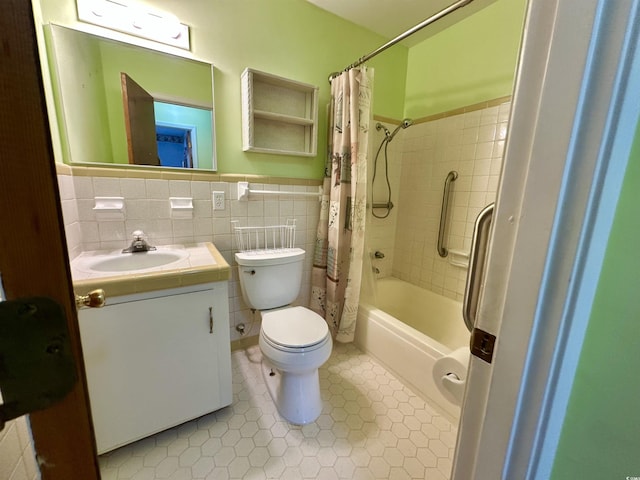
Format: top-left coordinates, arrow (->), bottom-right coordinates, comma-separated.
305,0 -> 496,47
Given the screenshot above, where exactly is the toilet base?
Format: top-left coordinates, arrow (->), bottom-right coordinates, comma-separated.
261,358 -> 322,425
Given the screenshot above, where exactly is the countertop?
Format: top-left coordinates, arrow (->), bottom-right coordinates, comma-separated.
71,242 -> 230,297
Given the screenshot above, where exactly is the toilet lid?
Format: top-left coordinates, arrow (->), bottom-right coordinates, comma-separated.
262,306 -> 329,348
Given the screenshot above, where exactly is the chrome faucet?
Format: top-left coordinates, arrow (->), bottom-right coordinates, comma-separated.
122,230 -> 156,253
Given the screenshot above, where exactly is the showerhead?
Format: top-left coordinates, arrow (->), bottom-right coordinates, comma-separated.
388,118 -> 413,141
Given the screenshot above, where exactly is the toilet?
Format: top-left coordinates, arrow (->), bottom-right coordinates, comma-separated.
235,247 -> 332,425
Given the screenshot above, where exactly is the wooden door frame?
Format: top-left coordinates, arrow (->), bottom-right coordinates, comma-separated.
1,1 -> 100,478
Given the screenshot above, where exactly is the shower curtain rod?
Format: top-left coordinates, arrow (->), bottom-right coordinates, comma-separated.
329,0 -> 474,81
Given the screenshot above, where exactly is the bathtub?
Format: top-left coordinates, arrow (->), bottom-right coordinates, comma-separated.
355,277 -> 470,420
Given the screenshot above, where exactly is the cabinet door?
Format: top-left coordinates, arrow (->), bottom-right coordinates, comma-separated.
78,287 -> 231,453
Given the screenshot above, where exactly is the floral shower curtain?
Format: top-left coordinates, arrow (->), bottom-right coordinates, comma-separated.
311,66 -> 373,343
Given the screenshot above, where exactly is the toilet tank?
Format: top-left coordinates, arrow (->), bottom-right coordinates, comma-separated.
235,248 -> 305,310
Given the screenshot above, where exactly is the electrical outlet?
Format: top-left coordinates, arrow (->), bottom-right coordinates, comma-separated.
212,191 -> 225,210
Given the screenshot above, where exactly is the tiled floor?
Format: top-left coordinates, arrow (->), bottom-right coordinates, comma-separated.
99,343 -> 457,479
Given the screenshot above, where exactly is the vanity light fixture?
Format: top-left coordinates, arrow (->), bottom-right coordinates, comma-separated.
76,0 -> 190,50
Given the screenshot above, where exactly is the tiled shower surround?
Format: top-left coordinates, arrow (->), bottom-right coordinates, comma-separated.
367,100 -> 511,302
56,168 -> 322,343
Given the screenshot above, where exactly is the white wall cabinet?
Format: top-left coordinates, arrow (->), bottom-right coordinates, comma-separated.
241,68 -> 319,157
78,283 -> 231,454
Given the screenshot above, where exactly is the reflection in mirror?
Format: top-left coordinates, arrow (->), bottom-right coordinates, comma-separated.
45,25 -> 216,170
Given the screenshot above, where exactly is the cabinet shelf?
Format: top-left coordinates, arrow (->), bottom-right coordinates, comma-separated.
241,68 -> 318,157
253,109 -> 315,126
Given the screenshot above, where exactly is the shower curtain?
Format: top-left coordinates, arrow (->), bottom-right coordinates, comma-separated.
311,66 -> 373,343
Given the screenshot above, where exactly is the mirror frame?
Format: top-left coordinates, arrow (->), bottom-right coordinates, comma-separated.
44,24 -> 217,172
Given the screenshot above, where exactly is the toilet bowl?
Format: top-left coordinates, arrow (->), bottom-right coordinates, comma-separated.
234,248 -> 333,425
259,306 -> 332,424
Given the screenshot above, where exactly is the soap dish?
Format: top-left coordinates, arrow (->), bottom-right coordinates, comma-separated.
447,249 -> 470,268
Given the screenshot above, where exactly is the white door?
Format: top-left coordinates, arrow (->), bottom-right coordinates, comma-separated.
452,1 -> 640,479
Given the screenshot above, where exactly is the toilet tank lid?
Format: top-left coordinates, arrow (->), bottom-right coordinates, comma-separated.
235,247 -> 305,266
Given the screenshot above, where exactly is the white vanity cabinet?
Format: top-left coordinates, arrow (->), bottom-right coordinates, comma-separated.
78,282 -> 231,454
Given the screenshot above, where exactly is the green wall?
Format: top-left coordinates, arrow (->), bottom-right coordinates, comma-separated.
39,0 -> 527,178
37,0 -> 408,179
550,123 -> 640,478
404,0 -> 527,118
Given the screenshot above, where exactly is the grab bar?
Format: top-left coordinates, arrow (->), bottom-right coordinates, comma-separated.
463,203 -> 494,332
437,171 -> 458,257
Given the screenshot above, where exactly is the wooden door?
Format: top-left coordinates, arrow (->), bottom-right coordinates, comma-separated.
121,72 -> 159,166
0,1 -> 100,478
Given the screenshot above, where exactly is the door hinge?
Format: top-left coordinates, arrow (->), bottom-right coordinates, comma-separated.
470,327 -> 496,364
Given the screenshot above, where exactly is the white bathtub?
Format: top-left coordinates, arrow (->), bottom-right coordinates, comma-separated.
355,277 -> 470,419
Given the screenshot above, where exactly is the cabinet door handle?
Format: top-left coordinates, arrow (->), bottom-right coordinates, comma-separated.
209,306 -> 213,334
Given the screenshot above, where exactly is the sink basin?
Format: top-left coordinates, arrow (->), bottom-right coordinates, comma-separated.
78,250 -> 188,273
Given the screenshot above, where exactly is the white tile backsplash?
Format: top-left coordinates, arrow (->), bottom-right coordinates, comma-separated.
145,179 -> 169,199
92,177 -> 121,197
191,181 -> 211,200
119,178 -> 146,199
168,179 -> 191,197
57,173 -> 322,342
72,176 -> 94,199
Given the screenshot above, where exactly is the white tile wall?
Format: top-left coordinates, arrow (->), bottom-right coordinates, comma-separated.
0,417 -> 40,480
365,102 -> 510,302
393,102 -> 510,301
57,174 -> 322,343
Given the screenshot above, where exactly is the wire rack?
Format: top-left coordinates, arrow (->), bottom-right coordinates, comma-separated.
232,219 -> 297,253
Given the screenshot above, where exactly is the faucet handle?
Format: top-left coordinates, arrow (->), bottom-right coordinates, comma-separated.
132,229 -> 145,239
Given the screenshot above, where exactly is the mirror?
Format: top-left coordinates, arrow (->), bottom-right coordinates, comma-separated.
45,25 -> 216,170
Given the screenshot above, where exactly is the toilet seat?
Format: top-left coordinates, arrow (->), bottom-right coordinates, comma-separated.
261,306 -> 329,349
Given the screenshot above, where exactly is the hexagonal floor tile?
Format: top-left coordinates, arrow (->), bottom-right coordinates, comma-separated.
99,343 -> 458,479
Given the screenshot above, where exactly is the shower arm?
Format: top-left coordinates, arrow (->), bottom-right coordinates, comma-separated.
329,0 -> 474,81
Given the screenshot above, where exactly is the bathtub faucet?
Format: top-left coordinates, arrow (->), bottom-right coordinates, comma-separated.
374,251 -> 385,259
